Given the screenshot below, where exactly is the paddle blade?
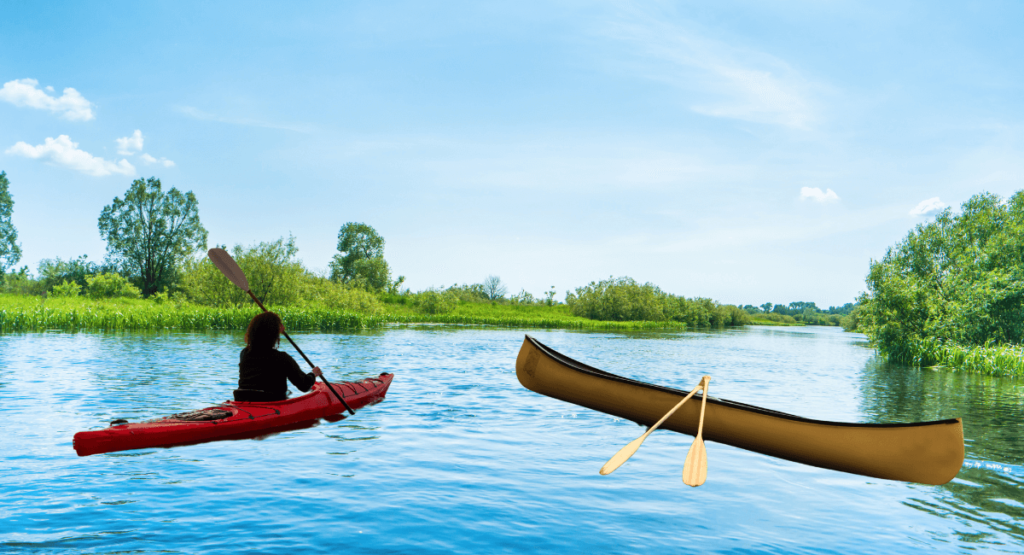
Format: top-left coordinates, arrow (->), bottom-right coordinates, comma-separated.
682,438 -> 707,487
207,248 -> 249,291
600,436 -> 646,475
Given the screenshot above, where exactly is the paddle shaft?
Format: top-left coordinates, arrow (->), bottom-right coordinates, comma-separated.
642,384 -> 701,440
600,380 -> 704,475
246,290 -> 355,415
694,377 -> 709,438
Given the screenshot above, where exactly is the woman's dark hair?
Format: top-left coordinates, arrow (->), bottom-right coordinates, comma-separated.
245,312 -> 281,349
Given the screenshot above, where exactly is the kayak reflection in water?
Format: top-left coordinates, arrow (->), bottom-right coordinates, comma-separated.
234,312 -> 323,402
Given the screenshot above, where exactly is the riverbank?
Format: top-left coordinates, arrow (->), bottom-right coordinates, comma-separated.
0,294 -> 686,333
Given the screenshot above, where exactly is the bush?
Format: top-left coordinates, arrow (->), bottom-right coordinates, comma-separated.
862,190 -> 1024,364
712,304 -> 752,327
840,303 -> 863,332
2,266 -> 45,296
510,289 -> 537,305
567,277 -> 667,321
38,255 -> 100,291
752,312 -> 798,324
565,276 -> 748,327
182,236 -> 305,307
298,276 -> 383,313
445,283 -> 489,303
151,291 -> 170,304
86,273 -> 142,299
416,289 -> 459,314
50,280 -> 82,298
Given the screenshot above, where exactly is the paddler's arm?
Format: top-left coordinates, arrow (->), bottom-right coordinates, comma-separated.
280,351 -> 318,392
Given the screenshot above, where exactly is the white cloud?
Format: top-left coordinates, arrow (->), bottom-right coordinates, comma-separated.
800,187 -> 840,203
6,135 -> 134,176
176,105 -> 314,133
909,197 -> 947,216
140,153 -> 175,167
116,130 -> 144,155
0,78 -> 95,121
599,10 -> 817,129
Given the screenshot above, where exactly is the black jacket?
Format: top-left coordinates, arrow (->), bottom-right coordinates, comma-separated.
237,347 -> 316,401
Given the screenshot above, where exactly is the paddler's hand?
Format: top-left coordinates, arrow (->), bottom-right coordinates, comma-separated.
311,366 -> 323,377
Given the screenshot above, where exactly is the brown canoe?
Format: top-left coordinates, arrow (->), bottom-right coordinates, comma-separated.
516,335 -> 964,485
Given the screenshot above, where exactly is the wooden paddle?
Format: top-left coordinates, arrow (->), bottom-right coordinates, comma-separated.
599,378 -> 706,475
682,375 -> 710,487
207,247 -> 355,415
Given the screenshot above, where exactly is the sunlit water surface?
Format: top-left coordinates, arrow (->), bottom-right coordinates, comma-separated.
1,326 -> 1022,553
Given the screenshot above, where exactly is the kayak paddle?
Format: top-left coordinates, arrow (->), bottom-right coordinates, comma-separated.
599,378 -> 705,475
207,247 -> 355,415
682,376 -> 710,486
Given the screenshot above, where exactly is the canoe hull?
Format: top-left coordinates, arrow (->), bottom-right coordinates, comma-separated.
74,373 -> 393,456
516,336 -> 963,485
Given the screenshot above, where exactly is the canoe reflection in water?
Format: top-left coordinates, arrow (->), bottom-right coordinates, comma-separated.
516,335 -> 964,485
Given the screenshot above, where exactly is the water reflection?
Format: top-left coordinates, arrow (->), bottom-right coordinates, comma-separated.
860,356 -> 1024,543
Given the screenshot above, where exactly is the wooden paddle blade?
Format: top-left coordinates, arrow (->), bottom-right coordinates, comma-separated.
682,438 -> 708,487
207,248 -> 249,291
600,436 -> 646,475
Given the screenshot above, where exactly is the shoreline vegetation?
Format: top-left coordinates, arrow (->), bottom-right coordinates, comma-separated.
4,176 -> 1021,375
0,294 -> 687,333
853,191 -> 1024,377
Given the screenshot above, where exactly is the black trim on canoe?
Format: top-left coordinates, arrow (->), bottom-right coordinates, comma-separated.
525,335 -> 960,429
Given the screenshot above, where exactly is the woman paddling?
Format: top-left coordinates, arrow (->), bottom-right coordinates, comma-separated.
235,311 -> 322,402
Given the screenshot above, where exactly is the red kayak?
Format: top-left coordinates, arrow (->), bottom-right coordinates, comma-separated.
74,373 -> 394,456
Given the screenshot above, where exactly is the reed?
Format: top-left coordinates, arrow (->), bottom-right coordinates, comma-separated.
879,335 -> 1024,377
931,342 -> 1024,377
0,295 -> 383,333
0,294 -> 685,333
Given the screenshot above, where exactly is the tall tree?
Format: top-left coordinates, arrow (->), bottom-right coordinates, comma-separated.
0,171 -> 22,273
482,275 -> 508,301
98,177 -> 208,296
329,222 -> 402,292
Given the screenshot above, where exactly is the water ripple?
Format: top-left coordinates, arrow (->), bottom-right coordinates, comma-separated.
0,327 -> 1021,553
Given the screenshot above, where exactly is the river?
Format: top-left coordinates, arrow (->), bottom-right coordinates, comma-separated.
1,326 -> 1022,553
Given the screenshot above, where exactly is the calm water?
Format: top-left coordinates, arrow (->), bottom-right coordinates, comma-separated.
1,326 -> 1022,554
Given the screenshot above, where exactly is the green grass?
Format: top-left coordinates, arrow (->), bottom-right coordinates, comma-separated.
926,341 -> 1024,377
0,294 -> 687,333
748,317 -> 803,327
0,294 -> 382,333
876,335 -> 1024,377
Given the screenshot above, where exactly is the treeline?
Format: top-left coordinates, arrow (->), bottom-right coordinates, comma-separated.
0,174 -> 750,329
739,301 -> 857,327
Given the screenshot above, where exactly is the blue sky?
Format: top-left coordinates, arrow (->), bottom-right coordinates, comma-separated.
2,1 -> 1022,307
